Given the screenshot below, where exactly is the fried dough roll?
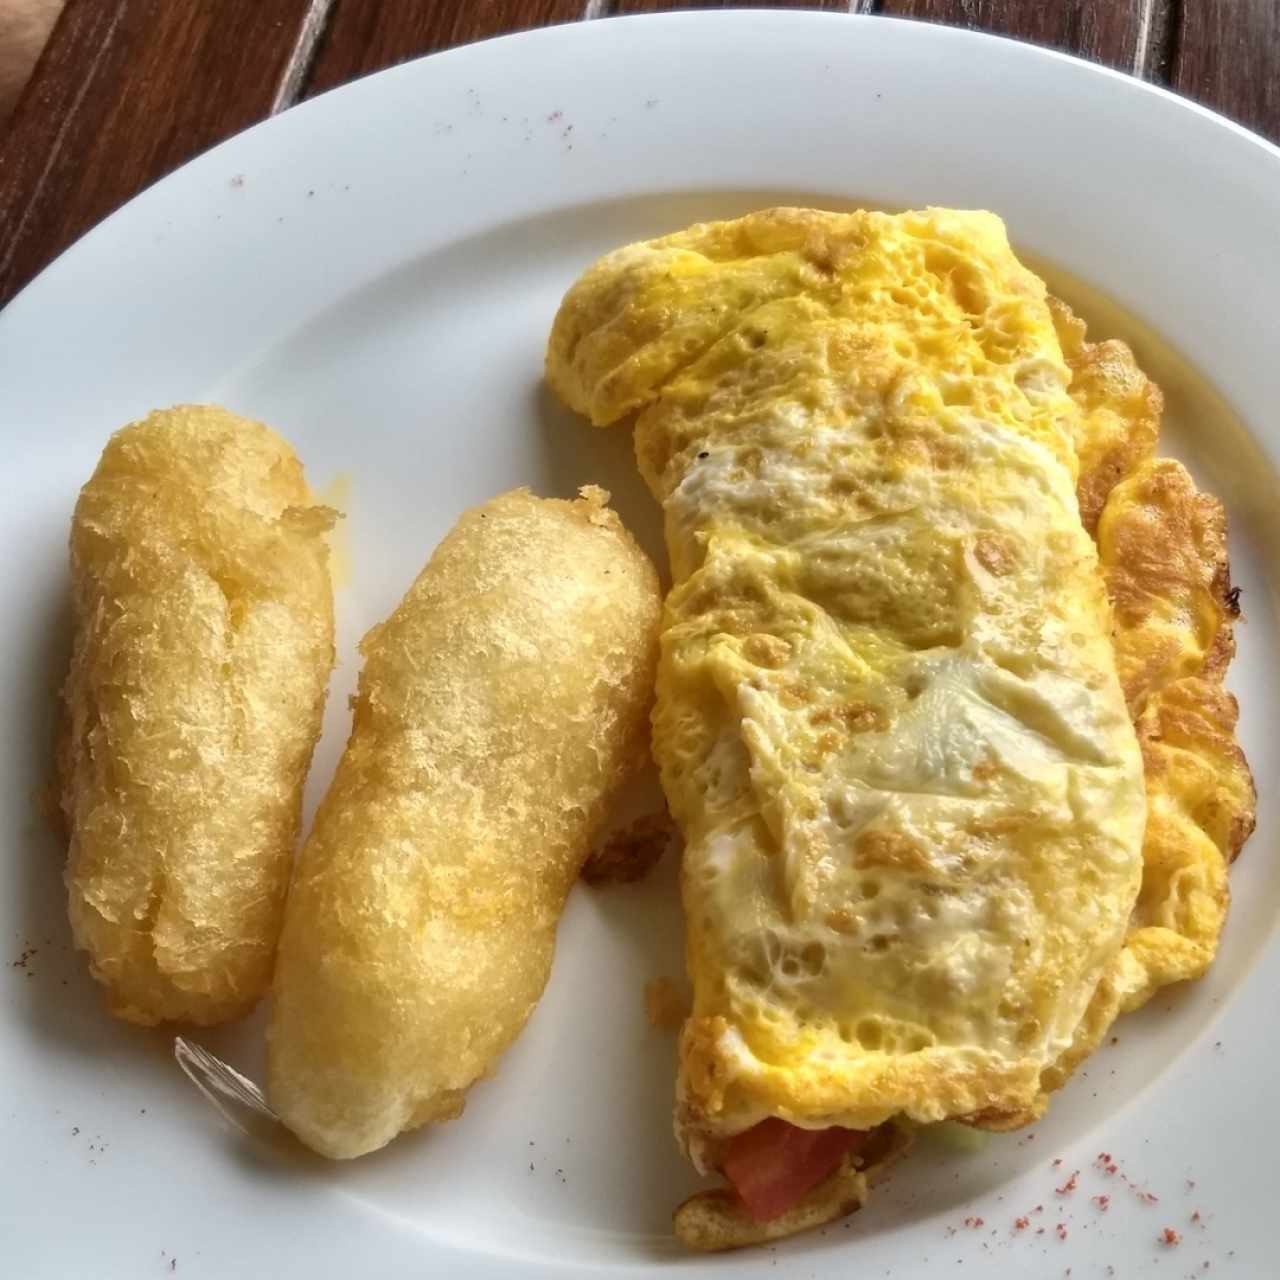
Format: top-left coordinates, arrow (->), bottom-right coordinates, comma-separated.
60,405 -> 336,1025
267,487 -> 660,1159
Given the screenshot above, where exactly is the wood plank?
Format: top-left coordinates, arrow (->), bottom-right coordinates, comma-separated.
879,1 -> 1163,75
1171,0 -> 1280,143
0,0 -> 316,310
304,0 -> 587,99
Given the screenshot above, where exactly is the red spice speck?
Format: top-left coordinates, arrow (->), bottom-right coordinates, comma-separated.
1055,1224 -> 1068,1241
1160,1227 -> 1182,1247
1092,1195 -> 1111,1211
1135,1189 -> 1160,1205
1052,1158 -> 1063,1169
1014,1216 -> 1030,1231
1191,1210 -> 1203,1225
963,1217 -> 984,1229
1055,1170 -> 1080,1195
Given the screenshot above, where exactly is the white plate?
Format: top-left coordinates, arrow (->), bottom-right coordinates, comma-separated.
3,12 -> 1278,1277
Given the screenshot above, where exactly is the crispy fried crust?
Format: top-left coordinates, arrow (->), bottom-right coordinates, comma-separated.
1049,297 -> 1161,534
60,406 -> 335,1026
673,1124 -> 912,1252
1103,458 -> 1236,706
266,488 -> 661,1159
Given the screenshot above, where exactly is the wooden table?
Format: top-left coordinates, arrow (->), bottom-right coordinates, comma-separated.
1,0 -> 1276,311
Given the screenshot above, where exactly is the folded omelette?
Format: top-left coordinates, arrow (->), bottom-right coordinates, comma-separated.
547,207 -> 1253,1249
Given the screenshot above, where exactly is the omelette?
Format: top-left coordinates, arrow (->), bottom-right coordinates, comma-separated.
547,208 -> 1254,1249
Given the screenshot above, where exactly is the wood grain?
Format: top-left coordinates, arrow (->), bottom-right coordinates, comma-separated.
1171,0 -> 1280,141
0,0 -> 316,310
879,0 -> 1162,75
304,0 -> 586,99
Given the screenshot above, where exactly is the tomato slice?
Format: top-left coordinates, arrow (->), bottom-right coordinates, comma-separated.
721,1118 -> 866,1223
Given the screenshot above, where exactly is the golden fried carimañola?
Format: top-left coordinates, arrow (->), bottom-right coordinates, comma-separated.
548,208 -> 1159,1248
267,487 -> 660,1159
60,405 -> 336,1026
